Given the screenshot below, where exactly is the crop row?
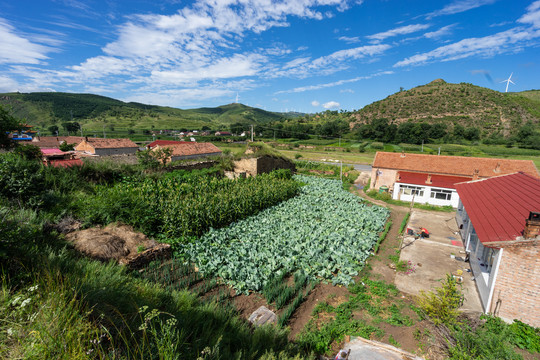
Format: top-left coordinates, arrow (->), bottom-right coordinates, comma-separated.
76,169 -> 300,239
181,175 -> 389,294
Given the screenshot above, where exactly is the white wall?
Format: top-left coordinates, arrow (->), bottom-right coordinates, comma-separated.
392,182 -> 460,207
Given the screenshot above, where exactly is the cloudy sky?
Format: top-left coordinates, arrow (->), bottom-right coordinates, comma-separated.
1,0 -> 539,112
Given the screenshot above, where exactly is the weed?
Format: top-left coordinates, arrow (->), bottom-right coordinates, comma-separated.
417,274 -> 462,325
388,335 -> 401,348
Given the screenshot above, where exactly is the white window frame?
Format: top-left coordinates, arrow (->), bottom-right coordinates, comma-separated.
400,185 -> 424,197
430,188 -> 453,201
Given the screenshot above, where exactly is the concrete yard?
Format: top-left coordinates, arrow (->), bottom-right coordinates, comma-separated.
395,210 -> 483,313
339,336 -> 423,360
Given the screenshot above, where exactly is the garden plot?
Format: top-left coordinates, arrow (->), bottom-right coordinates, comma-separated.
181,175 -> 389,294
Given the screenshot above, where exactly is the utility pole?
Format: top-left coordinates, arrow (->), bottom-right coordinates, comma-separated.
273,130 -> 276,141
339,136 -> 341,147
438,147 -> 441,155
340,160 -> 343,182
251,124 -> 254,142
103,125 -> 106,138
421,140 -> 424,152
80,124 -> 83,137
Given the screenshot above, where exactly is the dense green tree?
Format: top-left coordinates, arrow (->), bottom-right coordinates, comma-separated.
14,144 -> 42,160
48,125 -> 59,135
0,105 -> 21,149
464,127 -> 480,141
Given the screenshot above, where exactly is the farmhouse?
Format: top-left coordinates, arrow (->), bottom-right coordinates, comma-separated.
75,137 -> 139,156
455,172 -> 540,327
370,151 -> 539,207
153,142 -> 222,162
32,136 -> 85,148
146,139 -> 190,149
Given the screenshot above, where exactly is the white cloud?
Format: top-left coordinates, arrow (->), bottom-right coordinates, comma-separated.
518,1 -> 540,28
424,24 -> 456,39
338,36 -> 361,43
0,18 -> 54,64
340,88 -> 354,93
366,24 -> 430,42
275,70 -> 393,93
427,0 -> 496,18
322,101 -> 340,109
311,100 -> 320,106
394,27 -> 540,67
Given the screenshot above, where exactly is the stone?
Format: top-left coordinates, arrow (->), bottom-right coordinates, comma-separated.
248,306 -> 277,327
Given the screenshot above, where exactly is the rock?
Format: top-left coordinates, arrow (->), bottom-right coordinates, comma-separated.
248,306 -> 277,327
119,243 -> 172,270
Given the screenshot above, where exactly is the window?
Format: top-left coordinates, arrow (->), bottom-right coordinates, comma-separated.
400,185 -> 424,196
430,188 -> 453,200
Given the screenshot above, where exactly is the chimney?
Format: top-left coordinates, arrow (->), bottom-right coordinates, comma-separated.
426,174 -> 432,184
396,171 -> 401,182
400,151 -> 406,158
472,169 -> 480,181
494,162 -> 501,173
85,136 -> 88,141
524,212 -> 540,239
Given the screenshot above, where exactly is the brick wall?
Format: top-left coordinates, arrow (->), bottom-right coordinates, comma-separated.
490,244 -> 540,327
370,168 -> 397,190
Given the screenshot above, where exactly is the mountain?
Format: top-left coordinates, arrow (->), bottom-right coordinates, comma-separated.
350,79 -> 540,136
0,92 -> 287,131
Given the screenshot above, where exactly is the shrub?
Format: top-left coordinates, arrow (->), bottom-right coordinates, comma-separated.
417,274 -> 462,325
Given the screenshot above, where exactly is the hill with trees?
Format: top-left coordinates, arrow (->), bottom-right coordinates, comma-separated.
0,92 -> 288,133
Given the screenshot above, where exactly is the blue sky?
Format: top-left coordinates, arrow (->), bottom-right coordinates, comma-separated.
1,0 -> 539,112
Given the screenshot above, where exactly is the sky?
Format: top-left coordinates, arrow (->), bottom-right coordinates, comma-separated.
1,0 -> 539,113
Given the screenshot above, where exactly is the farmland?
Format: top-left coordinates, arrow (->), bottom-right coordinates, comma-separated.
181,176 -> 389,294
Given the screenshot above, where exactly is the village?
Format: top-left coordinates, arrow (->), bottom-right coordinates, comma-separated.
3,123 -> 539,359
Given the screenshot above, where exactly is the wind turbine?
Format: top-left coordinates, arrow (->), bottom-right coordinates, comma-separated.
501,73 -> 515,93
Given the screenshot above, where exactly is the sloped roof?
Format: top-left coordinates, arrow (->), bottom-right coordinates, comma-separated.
398,171 -> 472,189
32,136 -> 85,148
157,142 -> 222,157
147,140 -> 190,148
455,172 -> 540,246
84,138 -> 138,149
41,148 -> 66,156
45,159 -> 84,168
373,152 -> 539,178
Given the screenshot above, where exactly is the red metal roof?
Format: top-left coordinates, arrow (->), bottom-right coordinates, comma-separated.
398,171 -> 472,189
147,140 -> 189,148
41,148 -> 66,156
455,172 -> 540,246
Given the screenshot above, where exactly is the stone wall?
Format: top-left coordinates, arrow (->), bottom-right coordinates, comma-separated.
95,147 -> 138,156
490,244 -> 540,327
233,155 -> 295,176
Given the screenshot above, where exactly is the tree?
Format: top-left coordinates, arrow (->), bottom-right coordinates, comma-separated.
464,127 -> 480,141
59,142 -> 76,151
48,125 -> 59,135
14,144 -> 42,160
230,122 -> 245,135
0,105 -> 21,149
62,122 -> 80,135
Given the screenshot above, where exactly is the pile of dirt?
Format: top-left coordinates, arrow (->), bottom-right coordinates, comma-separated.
65,223 -> 170,268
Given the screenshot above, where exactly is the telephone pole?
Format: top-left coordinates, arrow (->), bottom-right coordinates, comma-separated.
251,124 -> 254,142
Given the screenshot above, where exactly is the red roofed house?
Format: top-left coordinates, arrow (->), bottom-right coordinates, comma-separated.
370,151 -> 539,208
455,172 -> 540,327
153,142 -> 222,162
146,140 -> 190,149
75,137 -> 139,156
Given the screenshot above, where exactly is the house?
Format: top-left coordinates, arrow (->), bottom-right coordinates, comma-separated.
153,142 -> 222,162
215,131 -> 232,136
455,172 -> 540,327
40,148 -> 83,168
32,136 -> 85,148
75,137 -> 139,156
370,152 -> 539,207
146,140 -> 189,149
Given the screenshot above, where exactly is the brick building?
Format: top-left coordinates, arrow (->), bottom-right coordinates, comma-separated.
75,137 -> 139,156
370,152 -> 539,207
153,142 -> 222,162
455,172 -> 540,327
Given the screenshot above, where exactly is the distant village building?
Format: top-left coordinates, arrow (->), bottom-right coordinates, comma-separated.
32,136 -> 85,148
40,148 -> 83,168
146,140 -> 189,150
75,137 -> 139,156
455,172 -> 540,327
153,142 -> 222,162
370,152 -> 539,207
215,131 -> 232,136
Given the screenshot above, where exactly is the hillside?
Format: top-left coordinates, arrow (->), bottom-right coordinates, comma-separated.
351,80 -> 540,136
0,92 -> 286,132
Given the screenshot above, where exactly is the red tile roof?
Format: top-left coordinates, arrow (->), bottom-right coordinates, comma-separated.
398,171 -> 472,189
147,140 -> 190,148
41,148 -> 66,156
85,138 -> 138,149
373,152 -> 539,178
156,142 -> 222,157
456,172 -> 540,246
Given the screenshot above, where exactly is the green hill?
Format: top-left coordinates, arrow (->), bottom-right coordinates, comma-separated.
0,92 -> 286,132
351,79 -> 540,136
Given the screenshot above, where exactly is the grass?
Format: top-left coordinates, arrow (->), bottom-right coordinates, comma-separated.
365,189 -> 455,212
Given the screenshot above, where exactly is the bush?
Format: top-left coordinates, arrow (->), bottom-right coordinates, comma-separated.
417,274 -> 462,325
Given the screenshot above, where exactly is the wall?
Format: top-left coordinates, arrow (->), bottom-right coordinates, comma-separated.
170,152 -> 222,162
490,244 -> 540,327
233,156 -> 295,177
95,147 -> 138,156
392,182 -> 459,207
74,140 -> 95,154
370,168 -> 397,190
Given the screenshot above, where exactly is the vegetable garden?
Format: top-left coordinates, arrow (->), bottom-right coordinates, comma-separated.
180,175 -> 390,294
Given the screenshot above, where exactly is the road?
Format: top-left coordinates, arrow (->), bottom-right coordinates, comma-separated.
320,161 -> 372,172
